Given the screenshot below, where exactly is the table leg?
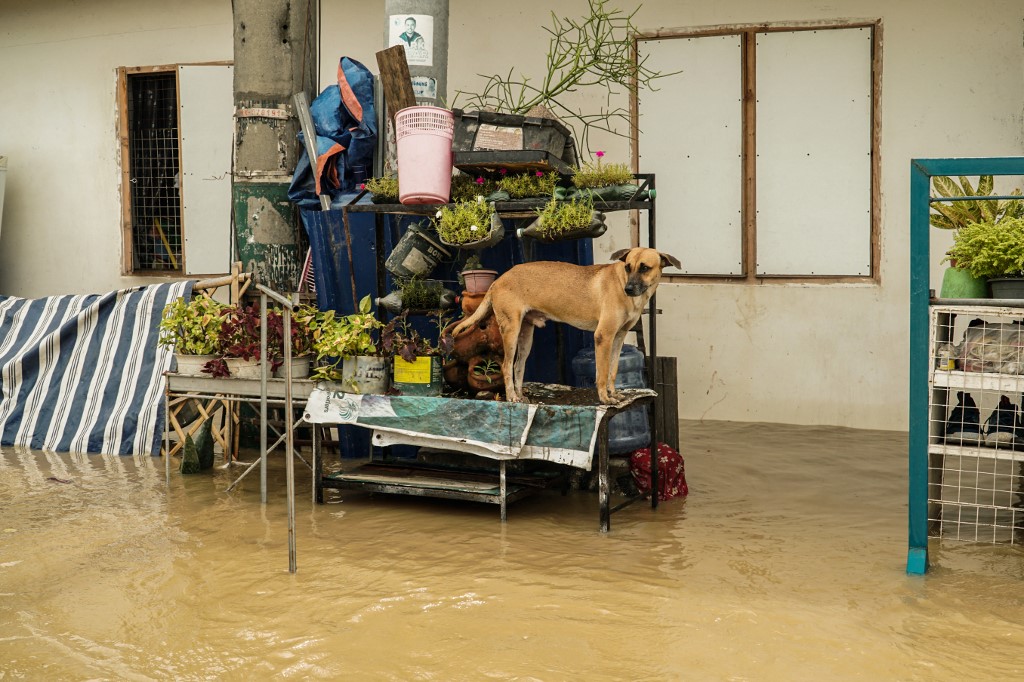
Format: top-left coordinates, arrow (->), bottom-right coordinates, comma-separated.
314,424 -> 323,504
598,420 -> 610,533
500,460 -> 507,522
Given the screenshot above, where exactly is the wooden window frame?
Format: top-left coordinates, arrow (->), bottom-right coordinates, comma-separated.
631,20 -> 882,285
116,62 -> 232,276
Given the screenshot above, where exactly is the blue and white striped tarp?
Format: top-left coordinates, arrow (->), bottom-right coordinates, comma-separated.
0,282 -> 193,456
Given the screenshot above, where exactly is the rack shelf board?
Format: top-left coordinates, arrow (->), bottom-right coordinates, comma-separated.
931,370 -> 1024,393
927,443 -> 1024,463
322,461 -> 563,506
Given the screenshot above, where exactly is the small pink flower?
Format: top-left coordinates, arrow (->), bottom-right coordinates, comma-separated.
475,176 -> 484,185
535,171 -> 544,177
499,168 -> 507,175
595,151 -> 605,158
360,183 -> 366,190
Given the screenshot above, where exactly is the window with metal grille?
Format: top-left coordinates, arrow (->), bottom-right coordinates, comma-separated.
118,63 -> 234,277
125,70 -> 182,272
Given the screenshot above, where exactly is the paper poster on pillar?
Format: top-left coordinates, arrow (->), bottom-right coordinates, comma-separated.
411,76 -> 437,104
389,14 -> 433,67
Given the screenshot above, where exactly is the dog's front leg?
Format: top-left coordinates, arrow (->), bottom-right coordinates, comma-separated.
606,329 -> 629,402
593,322 -> 620,405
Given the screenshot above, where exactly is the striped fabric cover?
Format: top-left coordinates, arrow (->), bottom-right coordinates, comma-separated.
0,282 -> 193,455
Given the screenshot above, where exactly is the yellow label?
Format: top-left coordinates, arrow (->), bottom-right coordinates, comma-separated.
394,357 -> 432,384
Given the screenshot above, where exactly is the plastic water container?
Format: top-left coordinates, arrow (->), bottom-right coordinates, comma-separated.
571,345 -> 650,455
396,106 -> 454,205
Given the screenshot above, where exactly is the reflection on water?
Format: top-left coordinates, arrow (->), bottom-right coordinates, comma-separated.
1,421 -> 1022,680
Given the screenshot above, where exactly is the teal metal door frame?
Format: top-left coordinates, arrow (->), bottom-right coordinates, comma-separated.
908,156 -> 1024,575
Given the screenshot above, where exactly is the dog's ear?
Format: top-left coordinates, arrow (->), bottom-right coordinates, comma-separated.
659,252 -> 681,269
610,248 -> 632,262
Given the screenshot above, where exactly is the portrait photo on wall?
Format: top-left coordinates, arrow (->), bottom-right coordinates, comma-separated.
389,14 -> 433,66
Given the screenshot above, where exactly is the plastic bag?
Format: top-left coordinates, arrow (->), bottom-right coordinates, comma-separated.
957,319 -> 1024,373
628,442 -> 688,501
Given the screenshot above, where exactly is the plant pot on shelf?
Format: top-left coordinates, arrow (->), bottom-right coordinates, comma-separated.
462,269 -> 499,294
273,355 -> 312,379
517,210 -> 607,242
174,353 -> 218,376
988,277 -> 1024,299
438,211 -> 505,250
384,222 -> 453,279
225,357 -> 263,380
392,355 -> 444,396
939,267 -> 988,298
340,355 -> 389,394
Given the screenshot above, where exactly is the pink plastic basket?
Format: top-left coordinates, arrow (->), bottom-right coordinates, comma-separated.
396,106 -> 455,204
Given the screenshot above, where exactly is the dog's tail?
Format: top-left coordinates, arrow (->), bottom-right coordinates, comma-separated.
451,291 -> 494,337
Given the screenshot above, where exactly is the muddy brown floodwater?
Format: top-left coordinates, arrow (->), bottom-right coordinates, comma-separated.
1,420 -> 1023,680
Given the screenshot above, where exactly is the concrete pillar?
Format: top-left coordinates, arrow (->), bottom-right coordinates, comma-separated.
384,0 -> 449,108
232,0 -> 317,292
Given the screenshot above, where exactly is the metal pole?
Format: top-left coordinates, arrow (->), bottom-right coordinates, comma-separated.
164,386 -> 171,485
257,283 -> 299,575
260,293 -> 268,504
647,174 -> 659,510
284,307 -> 296,574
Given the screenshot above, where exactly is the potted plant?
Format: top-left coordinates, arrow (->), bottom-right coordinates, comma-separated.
158,294 -> 229,375
467,356 -> 503,393
943,217 -> 1024,298
518,195 -> 607,242
299,295 -> 388,393
205,303 -> 312,379
363,175 -> 399,203
381,310 -> 454,396
434,197 -> 504,248
376,277 -> 456,314
932,175 -> 1024,298
458,254 -> 498,294
266,306 -> 314,379
568,151 -> 643,201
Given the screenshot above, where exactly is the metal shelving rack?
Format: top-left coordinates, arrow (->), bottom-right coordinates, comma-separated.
908,156 -> 1024,574
318,172 -> 664,529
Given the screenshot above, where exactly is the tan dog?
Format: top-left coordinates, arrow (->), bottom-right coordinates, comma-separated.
452,247 -> 680,404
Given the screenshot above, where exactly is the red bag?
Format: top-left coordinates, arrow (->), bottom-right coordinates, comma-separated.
629,442 -> 688,501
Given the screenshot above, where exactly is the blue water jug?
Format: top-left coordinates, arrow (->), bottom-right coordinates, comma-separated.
571,345 -> 650,455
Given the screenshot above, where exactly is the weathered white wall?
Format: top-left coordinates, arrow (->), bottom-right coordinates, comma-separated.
322,0 -> 1024,430
0,1 -> 232,297
2,0 -> 1022,430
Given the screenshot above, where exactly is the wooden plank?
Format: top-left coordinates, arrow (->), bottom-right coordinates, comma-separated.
654,356 -> 679,452
375,45 -> 416,127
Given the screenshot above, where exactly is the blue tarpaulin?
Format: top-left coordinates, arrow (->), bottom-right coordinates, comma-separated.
0,282 -> 192,455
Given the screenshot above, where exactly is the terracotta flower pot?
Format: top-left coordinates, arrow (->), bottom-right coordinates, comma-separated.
462,269 -> 498,294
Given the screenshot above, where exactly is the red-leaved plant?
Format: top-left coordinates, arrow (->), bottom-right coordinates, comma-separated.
204,303 -> 313,378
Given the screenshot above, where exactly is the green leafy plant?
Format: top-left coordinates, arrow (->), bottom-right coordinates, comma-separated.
451,0 -> 677,153
396,277 -> 445,310
296,295 -> 383,381
461,254 -> 484,272
533,195 -> 595,237
364,175 -> 399,202
931,175 -> 1024,230
943,218 -> 1024,279
472,358 -> 501,379
450,174 -> 497,202
380,310 -> 454,363
571,151 -> 634,189
434,198 -> 496,244
158,294 -> 229,355
496,170 -> 558,198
